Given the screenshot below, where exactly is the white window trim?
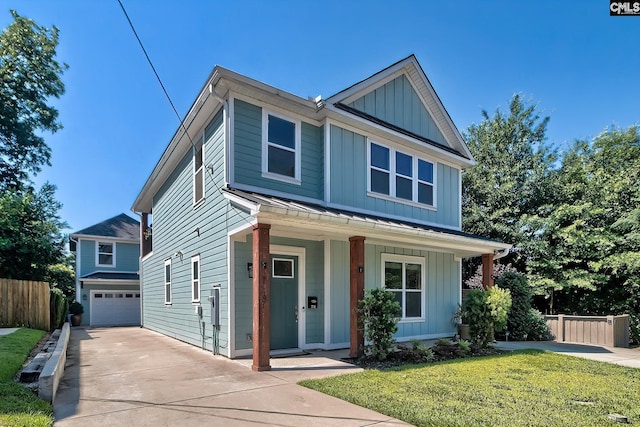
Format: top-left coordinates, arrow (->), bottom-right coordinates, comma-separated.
164,258 -> 172,305
381,253 -> 426,322
191,254 -> 200,303
193,133 -> 205,207
272,257 -> 295,278
367,139 -> 437,209
96,241 -> 115,267
261,109 -> 302,185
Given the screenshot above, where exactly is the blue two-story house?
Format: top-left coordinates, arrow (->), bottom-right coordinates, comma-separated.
132,55 -> 510,370
70,213 -> 141,326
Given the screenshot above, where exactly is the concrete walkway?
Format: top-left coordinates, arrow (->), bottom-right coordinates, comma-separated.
495,340 -> 640,368
53,327 -> 409,426
0,327 -> 19,336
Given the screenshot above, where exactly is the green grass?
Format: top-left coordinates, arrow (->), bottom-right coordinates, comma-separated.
300,350 -> 640,427
0,328 -> 53,427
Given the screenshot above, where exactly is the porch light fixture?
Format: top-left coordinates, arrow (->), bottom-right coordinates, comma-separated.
247,263 -> 253,278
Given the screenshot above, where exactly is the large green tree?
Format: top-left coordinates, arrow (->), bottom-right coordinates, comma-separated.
526,126 -> 640,342
0,183 -> 68,281
462,94 -> 556,274
0,10 -> 67,190
0,10 -> 69,284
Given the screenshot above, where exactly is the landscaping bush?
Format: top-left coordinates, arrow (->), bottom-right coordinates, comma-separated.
49,287 -> 68,330
463,287 -> 512,347
357,288 -> 401,361
497,271 -> 549,340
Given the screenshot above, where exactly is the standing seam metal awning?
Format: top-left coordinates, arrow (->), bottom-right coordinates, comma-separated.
222,188 -> 511,259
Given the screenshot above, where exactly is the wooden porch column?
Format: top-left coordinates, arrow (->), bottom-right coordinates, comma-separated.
252,223 -> 271,372
482,253 -> 494,289
349,236 -> 366,358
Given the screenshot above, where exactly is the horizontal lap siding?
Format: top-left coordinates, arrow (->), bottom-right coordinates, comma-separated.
142,109 -> 248,356
79,240 -> 139,275
330,125 -> 460,228
347,75 -> 447,146
233,98 -> 323,200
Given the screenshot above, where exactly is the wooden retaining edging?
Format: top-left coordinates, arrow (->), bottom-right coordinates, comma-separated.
545,314 -> 630,348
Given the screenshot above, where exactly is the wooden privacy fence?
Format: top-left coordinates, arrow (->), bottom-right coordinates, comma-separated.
545,314 -> 630,348
0,279 -> 50,331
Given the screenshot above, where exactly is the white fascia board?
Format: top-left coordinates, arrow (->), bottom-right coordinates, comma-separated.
71,235 -> 138,244
255,205 -> 511,256
222,191 -> 261,216
79,280 -> 139,286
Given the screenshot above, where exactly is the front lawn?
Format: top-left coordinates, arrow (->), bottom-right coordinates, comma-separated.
0,328 -> 53,427
300,350 -> 640,427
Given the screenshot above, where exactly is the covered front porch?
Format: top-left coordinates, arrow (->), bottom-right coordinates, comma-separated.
224,189 -> 511,371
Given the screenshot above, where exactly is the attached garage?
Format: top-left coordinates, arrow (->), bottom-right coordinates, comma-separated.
91,291 -> 141,326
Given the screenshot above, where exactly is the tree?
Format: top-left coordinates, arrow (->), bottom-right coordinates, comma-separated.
462,94 -> 556,276
0,10 -> 67,190
0,183 -> 68,281
526,126 -> 640,342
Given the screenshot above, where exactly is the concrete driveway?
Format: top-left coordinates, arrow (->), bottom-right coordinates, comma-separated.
54,327 -> 409,426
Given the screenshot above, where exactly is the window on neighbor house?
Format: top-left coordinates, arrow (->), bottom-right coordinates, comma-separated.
262,111 -> 301,183
193,136 -> 204,205
382,254 -> 425,320
164,259 -> 172,305
97,242 -> 114,266
368,141 -> 435,207
192,255 -> 200,303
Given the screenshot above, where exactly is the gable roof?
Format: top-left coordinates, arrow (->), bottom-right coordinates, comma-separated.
71,213 -> 140,241
326,54 -> 474,162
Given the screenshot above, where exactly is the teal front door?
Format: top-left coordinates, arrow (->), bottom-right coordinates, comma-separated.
270,255 -> 298,350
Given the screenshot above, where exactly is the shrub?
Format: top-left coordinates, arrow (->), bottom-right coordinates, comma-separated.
357,288 -> 401,361
69,301 -> 84,315
496,271 -> 548,340
49,288 -> 68,330
524,308 -> 551,341
463,287 -> 512,348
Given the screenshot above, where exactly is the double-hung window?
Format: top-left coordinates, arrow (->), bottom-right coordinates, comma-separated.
382,254 -> 425,320
368,140 -> 435,207
262,111 -> 301,183
164,259 -> 172,305
97,242 -> 114,266
191,255 -> 200,303
193,135 -> 204,205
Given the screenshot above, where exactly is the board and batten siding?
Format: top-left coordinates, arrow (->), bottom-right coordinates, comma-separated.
78,240 -> 139,276
329,240 -> 459,344
142,108 -> 249,356
347,74 -> 447,147
233,235 -> 324,351
233,98 -> 324,200
329,125 -> 460,229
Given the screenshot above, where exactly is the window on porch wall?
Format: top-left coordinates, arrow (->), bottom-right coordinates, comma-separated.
382,254 -> 424,320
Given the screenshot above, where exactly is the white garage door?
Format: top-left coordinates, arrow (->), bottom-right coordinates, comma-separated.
91,291 -> 140,326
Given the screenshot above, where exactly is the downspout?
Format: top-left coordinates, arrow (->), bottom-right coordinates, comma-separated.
493,247 -> 510,260
131,209 -> 144,328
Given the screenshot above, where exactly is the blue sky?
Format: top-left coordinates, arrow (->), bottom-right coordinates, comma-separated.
1,1 -> 638,232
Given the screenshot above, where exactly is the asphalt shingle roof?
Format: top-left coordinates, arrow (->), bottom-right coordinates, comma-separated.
71,213 -> 139,240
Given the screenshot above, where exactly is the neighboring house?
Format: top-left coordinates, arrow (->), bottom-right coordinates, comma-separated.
69,213 -> 141,327
132,55 -> 510,370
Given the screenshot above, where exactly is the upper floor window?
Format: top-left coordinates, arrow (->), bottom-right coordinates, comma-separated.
382,253 -> 425,320
164,259 -> 172,305
97,242 -> 114,266
262,111 -> 301,184
191,255 -> 200,303
368,141 -> 435,207
193,136 -> 204,205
